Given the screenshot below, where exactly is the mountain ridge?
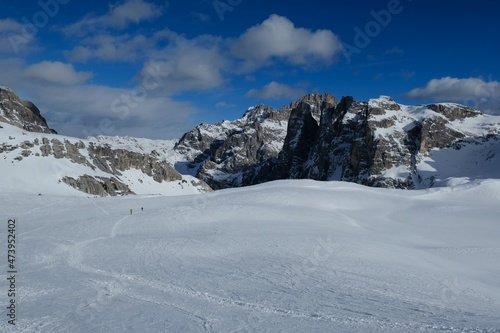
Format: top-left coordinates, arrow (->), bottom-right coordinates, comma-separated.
2,86 -> 500,195
171,94 -> 500,190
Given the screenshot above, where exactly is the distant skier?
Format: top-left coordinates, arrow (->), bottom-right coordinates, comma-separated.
141,207 -> 143,212
130,209 -> 133,215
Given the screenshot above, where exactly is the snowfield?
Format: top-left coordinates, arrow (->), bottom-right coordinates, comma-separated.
1,180 -> 500,332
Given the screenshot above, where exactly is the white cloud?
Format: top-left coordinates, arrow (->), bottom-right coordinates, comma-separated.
137,33 -> 228,94
65,34 -> 150,62
0,18 -> 23,32
63,0 -> 164,35
405,77 -> 500,114
24,61 -> 93,85
215,101 -> 236,108
107,0 -> 163,27
231,14 -> 342,69
246,81 -> 306,100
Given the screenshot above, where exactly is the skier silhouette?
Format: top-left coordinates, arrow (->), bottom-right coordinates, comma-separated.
141,207 -> 143,212
130,209 -> 133,215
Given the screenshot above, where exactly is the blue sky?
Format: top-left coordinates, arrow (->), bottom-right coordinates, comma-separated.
1,0 -> 499,139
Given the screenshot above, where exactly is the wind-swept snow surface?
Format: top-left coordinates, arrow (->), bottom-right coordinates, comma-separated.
1,180 -> 499,332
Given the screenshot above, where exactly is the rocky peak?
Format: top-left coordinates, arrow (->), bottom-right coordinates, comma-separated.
241,104 -> 285,123
0,87 -> 57,134
282,92 -> 338,120
369,95 -> 401,113
285,92 -> 338,109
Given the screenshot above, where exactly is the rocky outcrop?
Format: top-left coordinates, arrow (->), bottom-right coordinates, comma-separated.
427,103 -> 480,121
62,175 -> 134,197
0,87 -> 57,134
265,102 -> 319,180
88,143 -> 182,183
417,117 -> 466,154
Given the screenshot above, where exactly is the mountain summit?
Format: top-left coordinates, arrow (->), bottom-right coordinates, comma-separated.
0,87 -> 57,134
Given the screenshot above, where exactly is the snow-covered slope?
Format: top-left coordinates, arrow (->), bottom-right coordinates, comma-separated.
1,179 -> 499,332
0,122 -> 209,196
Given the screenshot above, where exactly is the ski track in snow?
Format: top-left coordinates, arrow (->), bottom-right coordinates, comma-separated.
1,180 -> 500,332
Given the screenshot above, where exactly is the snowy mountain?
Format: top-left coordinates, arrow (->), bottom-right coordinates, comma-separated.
172,94 -> 500,190
0,87 -> 211,196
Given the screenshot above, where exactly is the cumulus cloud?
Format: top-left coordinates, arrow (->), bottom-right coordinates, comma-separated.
405,77 -> 500,114
24,61 -> 93,85
136,33 -> 228,94
246,81 -> 306,100
63,0 -> 164,35
231,14 -> 342,69
66,14 -> 342,71
65,34 -> 151,62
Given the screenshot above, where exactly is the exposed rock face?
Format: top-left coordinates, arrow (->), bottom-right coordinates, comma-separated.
262,102 -> 319,181
62,175 -> 134,197
0,87 -> 57,134
88,143 -> 182,183
417,117 -> 465,154
427,103 -> 480,121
